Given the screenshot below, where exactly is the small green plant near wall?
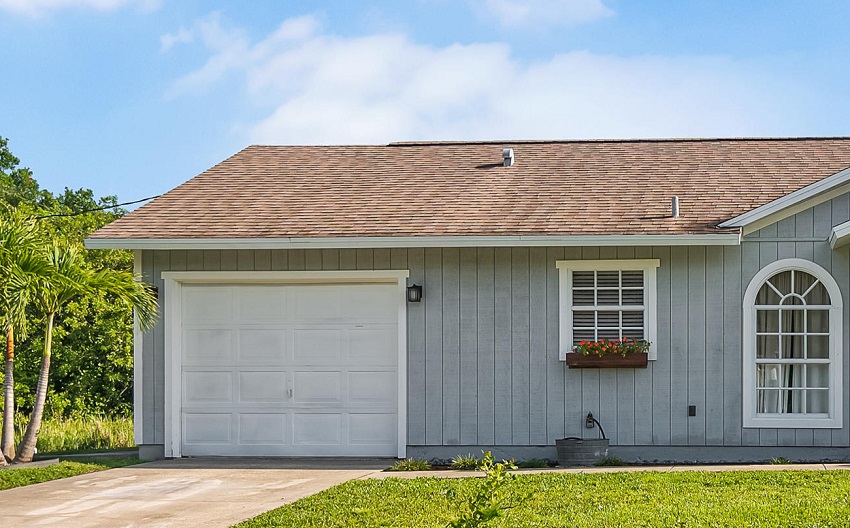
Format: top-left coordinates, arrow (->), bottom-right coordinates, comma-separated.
595,456 -> 626,467
451,453 -> 479,470
769,457 -> 793,465
388,458 -> 431,471
447,451 -> 531,528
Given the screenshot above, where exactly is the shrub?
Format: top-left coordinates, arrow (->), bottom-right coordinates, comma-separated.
389,458 -> 431,471
447,451 -> 530,528
769,457 -> 792,465
451,453 -> 480,470
517,458 -> 551,468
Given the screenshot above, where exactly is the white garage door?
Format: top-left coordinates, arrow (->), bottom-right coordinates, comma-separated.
179,283 -> 399,456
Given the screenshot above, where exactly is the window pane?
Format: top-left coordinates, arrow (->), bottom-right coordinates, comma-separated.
621,271 -> 643,288
756,364 -> 781,388
781,335 -> 804,359
784,364 -> 804,388
573,271 -> 594,288
793,270 -> 818,297
621,289 -> 644,305
807,335 -> 829,359
596,271 -> 619,288
622,328 -> 644,340
597,328 -> 620,340
804,281 -> 830,305
622,311 -> 644,327
596,289 -> 619,305
573,329 -> 595,343
597,311 -> 619,328
573,311 -> 595,327
572,289 -> 594,305
756,335 -> 779,359
807,310 -> 829,333
769,271 -> 792,295
756,283 -> 781,305
806,364 -> 829,388
757,389 -> 780,413
756,310 -> 779,332
783,390 -> 805,413
807,390 -> 829,413
780,309 -> 804,333
781,295 -> 804,306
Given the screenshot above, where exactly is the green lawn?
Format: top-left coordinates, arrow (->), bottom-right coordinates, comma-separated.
237,470 -> 850,527
0,457 -> 140,491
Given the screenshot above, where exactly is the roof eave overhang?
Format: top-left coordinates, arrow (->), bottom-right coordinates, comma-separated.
85,233 -> 742,250
719,165 -> 850,235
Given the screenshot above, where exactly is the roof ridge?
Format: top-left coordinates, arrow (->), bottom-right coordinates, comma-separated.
388,136 -> 850,147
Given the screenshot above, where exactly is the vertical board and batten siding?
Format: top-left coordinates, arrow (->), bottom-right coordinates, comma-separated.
137,196 -> 850,448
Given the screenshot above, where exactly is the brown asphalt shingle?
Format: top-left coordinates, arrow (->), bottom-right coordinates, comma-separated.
90,138 -> 850,240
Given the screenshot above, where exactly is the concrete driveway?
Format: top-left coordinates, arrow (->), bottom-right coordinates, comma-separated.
0,457 -> 390,528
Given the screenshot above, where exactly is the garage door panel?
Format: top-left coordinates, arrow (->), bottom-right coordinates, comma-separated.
238,329 -> 286,363
184,413 -> 232,444
184,329 -> 233,364
292,287 -> 341,319
238,371 -> 288,402
239,414 -> 287,445
349,327 -> 397,363
293,413 -> 341,445
184,287 -> 232,323
349,413 -> 397,445
340,287 -> 397,319
293,328 -> 342,362
349,371 -> 396,404
294,371 -> 341,403
184,371 -> 233,403
237,286 -> 287,322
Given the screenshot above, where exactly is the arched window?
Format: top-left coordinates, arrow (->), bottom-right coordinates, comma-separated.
743,259 -> 842,428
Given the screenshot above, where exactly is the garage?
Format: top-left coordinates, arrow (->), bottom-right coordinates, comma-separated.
162,273 -> 407,458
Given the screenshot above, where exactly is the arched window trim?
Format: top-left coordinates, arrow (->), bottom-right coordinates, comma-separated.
743,258 -> 843,429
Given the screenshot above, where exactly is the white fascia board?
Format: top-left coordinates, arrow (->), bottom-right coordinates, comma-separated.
85,232 -> 741,250
829,219 -> 850,249
719,166 -> 850,234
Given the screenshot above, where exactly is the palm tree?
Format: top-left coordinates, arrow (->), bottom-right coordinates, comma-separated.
0,210 -> 45,464
14,243 -> 157,463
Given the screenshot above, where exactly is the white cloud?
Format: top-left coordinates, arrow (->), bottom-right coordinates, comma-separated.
160,28 -> 194,52
166,13 -> 803,145
0,0 -> 159,16
479,0 -> 614,28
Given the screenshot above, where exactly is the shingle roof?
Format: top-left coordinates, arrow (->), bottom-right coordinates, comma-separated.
90,138 -> 850,240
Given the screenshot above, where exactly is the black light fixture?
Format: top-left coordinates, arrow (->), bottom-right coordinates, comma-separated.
406,284 -> 423,303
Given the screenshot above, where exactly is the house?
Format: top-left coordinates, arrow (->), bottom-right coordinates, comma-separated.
87,138 -> 850,463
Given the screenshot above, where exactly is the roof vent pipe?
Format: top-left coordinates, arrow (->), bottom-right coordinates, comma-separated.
502,148 -> 514,167
671,196 -> 680,218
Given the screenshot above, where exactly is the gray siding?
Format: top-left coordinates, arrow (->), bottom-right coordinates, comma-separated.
137,195 -> 850,450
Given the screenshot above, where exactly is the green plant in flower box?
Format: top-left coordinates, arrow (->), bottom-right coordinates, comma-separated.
573,338 -> 650,358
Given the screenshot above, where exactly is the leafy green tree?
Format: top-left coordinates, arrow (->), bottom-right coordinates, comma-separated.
15,243 -> 157,463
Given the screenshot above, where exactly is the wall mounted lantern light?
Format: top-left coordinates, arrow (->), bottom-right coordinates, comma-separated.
406,284 -> 423,303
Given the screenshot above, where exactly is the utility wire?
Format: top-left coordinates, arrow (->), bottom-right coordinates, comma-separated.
35,195 -> 161,219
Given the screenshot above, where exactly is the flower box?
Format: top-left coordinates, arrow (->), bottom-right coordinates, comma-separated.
565,352 -> 648,369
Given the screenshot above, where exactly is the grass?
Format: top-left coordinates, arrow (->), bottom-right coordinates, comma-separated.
14,414 -> 134,453
516,458 -> 552,469
594,456 -> 626,467
236,470 -> 850,527
0,457 -> 140,491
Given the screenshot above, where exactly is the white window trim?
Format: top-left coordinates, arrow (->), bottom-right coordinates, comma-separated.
742,258 -> 843,429
556,259 -> 660,361
160,270 -> 410,458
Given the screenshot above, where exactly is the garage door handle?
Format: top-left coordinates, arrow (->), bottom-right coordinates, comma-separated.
289,389 -> 293,398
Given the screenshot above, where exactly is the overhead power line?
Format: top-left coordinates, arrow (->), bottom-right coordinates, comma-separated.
35,195 -> 161,219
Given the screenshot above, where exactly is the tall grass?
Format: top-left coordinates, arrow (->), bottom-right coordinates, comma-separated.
14,414 -> 134,453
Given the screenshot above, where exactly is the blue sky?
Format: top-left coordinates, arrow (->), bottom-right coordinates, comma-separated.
2,1 -> 850,207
